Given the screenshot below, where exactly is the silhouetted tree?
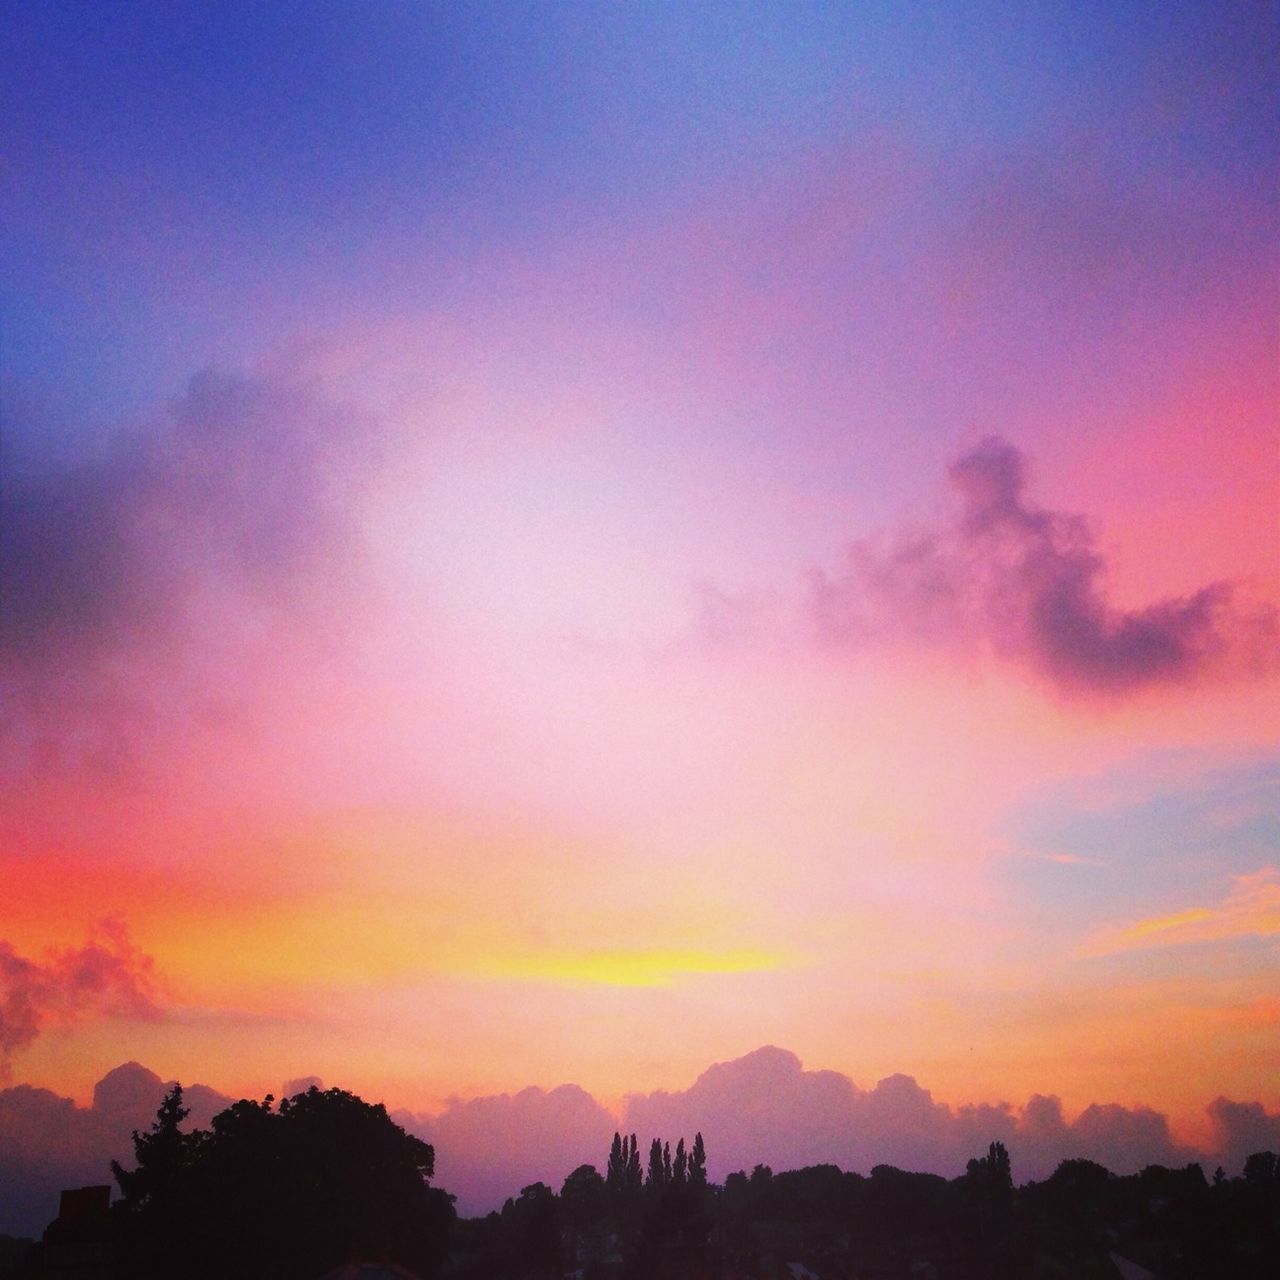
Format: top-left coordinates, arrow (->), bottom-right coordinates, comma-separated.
672,1137 -> 687,1187
625,1133 -> 642,1192
110,1084 -> 200,1206
961,1141 -> 1016,1277
607,1132 -> 642,1197
689,1131 -> 707,1187
110,1085 -> 206,1278
647,1138 -> 666,1189
606,1133 -> 625,1191
112,1084 -> 453,1280
864,1165 -> 948,1270
561,1163 -> 605,1229
508,1182 -> 558,1277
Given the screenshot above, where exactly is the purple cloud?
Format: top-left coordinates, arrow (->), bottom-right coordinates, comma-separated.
3,1047 -> 1269,1234
0,369 -> 381,780
1,370 -> 374,662
0,1061 -> 231,1236
623,1046 -> 1200,1187
811,436 -> 1276,697
396,1084 -> 617,1218
282,1075 -> 325,1098
1207,1096 -> 1280,1176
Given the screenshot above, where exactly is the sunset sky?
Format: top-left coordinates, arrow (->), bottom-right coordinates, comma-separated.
2,1 -> 1277,1216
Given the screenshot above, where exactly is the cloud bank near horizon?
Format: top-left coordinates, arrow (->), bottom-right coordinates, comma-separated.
6,1046 -> 1278,1231
0,1061 -> 231,1238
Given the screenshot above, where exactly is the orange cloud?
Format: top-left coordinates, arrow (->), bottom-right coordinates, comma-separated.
1080,866 -> 1280,957
0,920 -> 159,1076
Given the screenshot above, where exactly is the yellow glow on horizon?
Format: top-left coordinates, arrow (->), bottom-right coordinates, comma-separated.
473,947 -> 791,987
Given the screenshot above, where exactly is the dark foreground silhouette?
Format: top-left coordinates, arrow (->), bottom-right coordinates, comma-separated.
7,1089 -> 1278,1279
17,1084 -> 454,1280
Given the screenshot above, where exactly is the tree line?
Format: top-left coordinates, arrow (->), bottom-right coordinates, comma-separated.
604,1131 -> 707,1192
11,1086 -> 1280,1280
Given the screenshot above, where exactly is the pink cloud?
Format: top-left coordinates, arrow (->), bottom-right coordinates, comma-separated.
622,1047 -> 1202,1187
0,921 -> 158,1078
810,436 -> 1277,698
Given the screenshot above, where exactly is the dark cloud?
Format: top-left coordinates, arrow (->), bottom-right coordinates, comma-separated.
0,922 -> 158,1078
1067,1101 -> 1189,1173
1207,1096 -> 1280,1176
0,369 -> 380,775
2,370 -> 365,661
811,436 -> 1277,697
0,1061 -> 231,1236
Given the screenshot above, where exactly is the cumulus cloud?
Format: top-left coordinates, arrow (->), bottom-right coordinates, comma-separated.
0,921 -> 158,1077
1067,1101 -> 1190,1173
625,1045 -> 862,1175
1207,1096 -> 1280,1177
623,1046 -> 1200,1187
810,436 -> 1277,697
394,1048 -> 1245,1215
0,1061 -> 232,1236
282,1075 -> 325,1098
2,1047 -> 1271,1233
396,1084 -> 618,1217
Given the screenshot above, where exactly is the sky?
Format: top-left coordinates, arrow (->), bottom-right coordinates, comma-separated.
1,0 -> 1278,1226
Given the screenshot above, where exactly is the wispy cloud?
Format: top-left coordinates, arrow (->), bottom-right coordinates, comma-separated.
1025,850 -> 1108,868
1080,866 -> 1280,957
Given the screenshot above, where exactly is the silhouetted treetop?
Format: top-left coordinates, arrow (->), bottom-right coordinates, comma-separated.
112,1084 -> 452,1280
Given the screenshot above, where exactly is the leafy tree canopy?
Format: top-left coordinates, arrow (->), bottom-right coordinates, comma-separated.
113,1085 -> 453,1280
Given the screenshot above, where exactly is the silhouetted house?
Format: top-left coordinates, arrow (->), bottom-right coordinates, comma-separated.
24,1186 -> 113,1280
